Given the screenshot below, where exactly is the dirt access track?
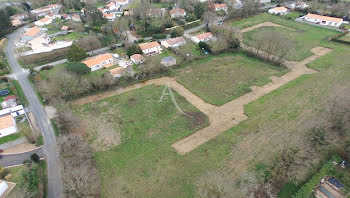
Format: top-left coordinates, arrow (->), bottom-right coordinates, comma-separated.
72,22 -> 332,155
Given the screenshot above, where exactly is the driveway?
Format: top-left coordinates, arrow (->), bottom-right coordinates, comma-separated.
5,26 -> 64,198
0,147 -> 44,167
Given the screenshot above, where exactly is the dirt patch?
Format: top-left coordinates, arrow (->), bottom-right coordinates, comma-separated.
186,111 -> 208,130
3,142 -> 38,154
45,106 -> 57,119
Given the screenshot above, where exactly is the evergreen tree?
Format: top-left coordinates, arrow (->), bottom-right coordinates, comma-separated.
66,44 -> 88,62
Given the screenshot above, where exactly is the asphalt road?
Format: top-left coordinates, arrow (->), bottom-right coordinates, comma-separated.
5,26 -> 64,198
0,147 -> 43,167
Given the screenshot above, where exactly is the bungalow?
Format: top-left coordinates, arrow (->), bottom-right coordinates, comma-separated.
109,67 -> 125,78
103,13 -> 116,21
191,32 -> 213,43
139,41 -> 162,55
259,0 -> 271,3
61,14 -> 71,20
21,26 -> 45,42
61,25 -> 70,31
161,56 -> 176,67
31,4 -> 62,17
314,176 -> 345,198
10,13 -> 28,20
268,7 -> 288,15
296,2 -> 309,9
0,180 -> 16,198
161,37 -> 186,48
302,13 -> 343,27
98,7 -> 108,13
82,53 -> 114,72
47,13 -> 61,19
11,19 -> 22,27
0,114 -> 17,138
170,8 -> 186,19
72,14 -> 81,22
213,3 -> 228,12
130,54 -> 145,64
114,0 -> 128,5
1,95 -> 17,109
29,34 -> 51,53
106,2 -> 118,10
34,16 -> 53,26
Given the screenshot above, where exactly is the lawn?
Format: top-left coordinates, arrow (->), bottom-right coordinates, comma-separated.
151,3 -> 174,8
235,13 -> 338,61
173,52 -> 287,105
72,85 -> 210,197
339,33 -> 350,42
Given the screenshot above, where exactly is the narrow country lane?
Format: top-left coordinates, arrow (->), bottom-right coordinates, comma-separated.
5,26 -> 64,198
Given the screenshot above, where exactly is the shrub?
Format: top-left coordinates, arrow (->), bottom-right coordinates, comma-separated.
40,65 -> 53,71
22,164 -> 39,197
198,41 -> 211,53
30,153 -> 40,163
65,62 -> 91,75
152,34 -> 167,39
170,27 -> 184,38
65,44 -> 88,62
127,44 -> 142,56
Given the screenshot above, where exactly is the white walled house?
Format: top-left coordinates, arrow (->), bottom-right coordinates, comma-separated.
213,3 -> 228,12
114,0 -> 128,5
260,0 -> 271,3
191,32 -> 213,43
103,13 -> 116,21
170,8 -> 186,19
161,37 -> 186,48
109,67 -> 125,78
34,16 -> 53,26
302,13 -> 343,27
82,53 -> 115,71
72,14 -> 81,22
268,7 -> 288,15
139,41 -> 162,55
0,114 -> 17,138
130,54 -> 145,64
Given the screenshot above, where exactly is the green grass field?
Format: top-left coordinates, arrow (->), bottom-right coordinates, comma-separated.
73,85 -> 210,197
339,33 -> 350,42
173,52 -> 287,105
235,13 -> 338,61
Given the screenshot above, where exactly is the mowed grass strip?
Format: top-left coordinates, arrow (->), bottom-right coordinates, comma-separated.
174,52 -> 287,106
232,13 -> 338,61
73,85 -> 210,197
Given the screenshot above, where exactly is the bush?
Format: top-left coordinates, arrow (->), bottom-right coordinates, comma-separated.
65,62 -> 91,75
40,65 -> 53,71
30,153 -> 40,163
127,44 -> 142,56
170,27 -> 184,38
152,34 -> 167,39
22,164 -> 40,197
65,44 -> 88,62
198,41 -> 211,53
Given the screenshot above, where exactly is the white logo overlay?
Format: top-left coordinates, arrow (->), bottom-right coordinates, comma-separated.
158,83 -> 192,117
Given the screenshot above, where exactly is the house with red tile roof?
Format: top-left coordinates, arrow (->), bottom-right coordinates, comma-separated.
268,7 -> 288,15
130,54 -> 145,64
21,26 -> 45,42
139,41 -> 162,55
0,114 -> 17,138
34,16 -> 53,26
161,37 -> 186,48
113,0 -> 128,5
191,32 -> 213,43
302,13 -> 343,27
31,4 -> 62,17
72,14 -> 81,22
170,8 -> 186,19
82,53 -> 114,71
103,13 -> 116,21
211,3 -> 228,12
109,67 -> 125,78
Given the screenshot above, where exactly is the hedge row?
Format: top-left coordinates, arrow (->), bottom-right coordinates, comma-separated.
291,156 -> 340,198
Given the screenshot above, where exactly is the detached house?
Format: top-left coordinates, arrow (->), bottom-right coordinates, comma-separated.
34,16 -> 53,26
0,114 -> 17,138
31,4 -> 62,17
130,54 -> 145,64
170,8 -> 186,19
21,26 -> 45,42
212,3 -> 228,12
139,41 -> 162,55
114,0 -> 129,5
161,37 -> 186,48
11,19 -> 22,27
268,7 -> 288,15
82,53 -> 114,72
103,13 -> 116,21
191,32 -> 213,43
302,13 -> 343,27
72,14 -> 81,22
106,2 -> 118,10
109,67 -> 125,78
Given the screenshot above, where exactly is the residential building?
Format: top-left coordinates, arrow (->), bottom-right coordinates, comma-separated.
1,95 -> 17,109
114,0 -> 129,5
31,4 -> 62,17
268,7 -> 288,15
259,0 -> 271,3
34,16 -> 53,26
72,14 -> 81,22
302,13 -> 343,27
61,25 -> 70,31
139,41 -> 162,55
106,2 -> 118,10
103,13 -> 116,21
61,14 -> 71,20
109,67 -> 125,78
212,3 -> 228,12
21,26 -> 45,42
161,37 -> 186,48
11,19 -> 22,27
314,176 -> 345,198
0,114 -> 17,138
10,13 -> 28,20
170,8 -> 186,19
0,180 -> 16,198
130,54 -> 145,64
191,32 -> 213,43
296,2 -> 309,9
82,53 -> 114,71
29,34 -> 51,53
161,56 -> 176,67
147,8 -> 166,18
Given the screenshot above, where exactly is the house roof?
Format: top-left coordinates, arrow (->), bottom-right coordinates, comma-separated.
271,6 -> 287,11
72,14 -> 80,19
109,67 -> 124,76
130,54 -> 144,61
38,17 -> 51,23
328,177 -> 344,189
4,95 -> 16,101
0,114 -> 15,130
139,41 -> 160,51
162,56 -> 175,62
114,0 -> 127,3
61,25 -> 69,30
170,8 -> 185,15
82,53 -> 113,68
164,37 -> 186,46
214,3 -> 227,9
195,32 -> 213,40
106,2 -> 115,7
103,13 -> 115,18
23,26 -> 41,37
11,19 -> 22,26
305,13 -> 343,23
